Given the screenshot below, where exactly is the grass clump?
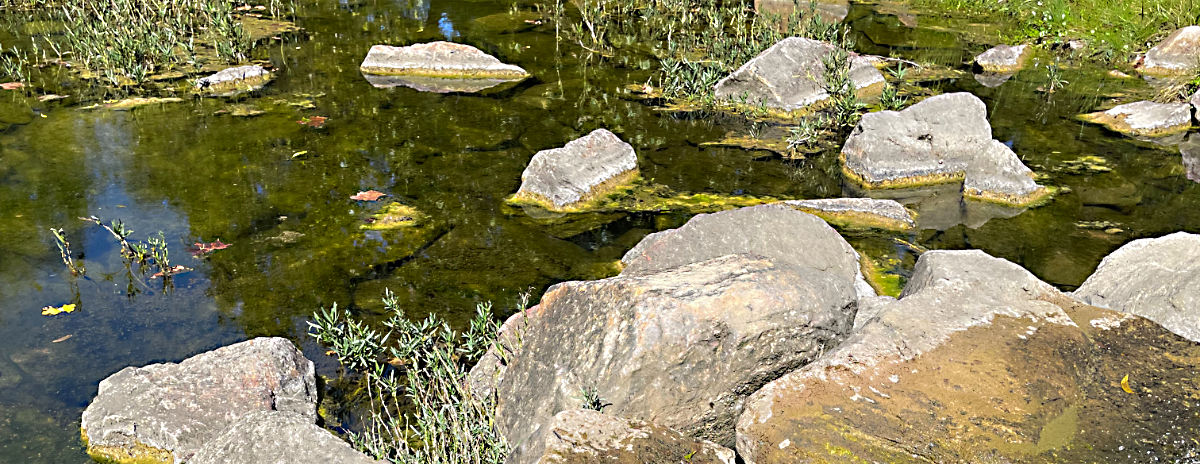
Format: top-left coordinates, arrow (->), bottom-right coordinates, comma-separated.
308,289 -> 509,464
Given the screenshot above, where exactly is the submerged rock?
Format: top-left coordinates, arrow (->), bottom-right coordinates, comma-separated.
1181,133 -> 1200,182
1079,101 -> 1191,138
974,44 -> 1031,73
781,198 -> 915,230
531,410 -> 736,464
737,250 -> 1200,463
512,129 -> 638,211
190,411 -> 381,464
973,71 -> 1013,88
195,65 -> 271,96
488,253 -> 856,462
81,338 -> 317,463
1073,232 -> 1200,342
713,37 -> 884,112
841,92 -> 1050,206
1139,26 -> 1200,75
359,42 -> 528,93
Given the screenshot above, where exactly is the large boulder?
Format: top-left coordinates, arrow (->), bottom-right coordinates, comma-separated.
531,409 -> 736,464
512,129 -> 638,211
737,250 -> 1200,462
780,198 -> 915,231
189,411 -> 381,464
713,37 -> 884,112
1079,101 -> 1192,138
974,44 -> 1031,73
488,252 -> 857,462
195,65 -> 271,96
359,42 -> 528,92
81,338 -> 317,463
841,92 -> 1049,206
1073,232 -> 1200,342
1139,26 -> 1200,75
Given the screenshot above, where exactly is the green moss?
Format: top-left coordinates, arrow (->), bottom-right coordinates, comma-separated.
359,66 -> 529,80
362,203 -> 428,231
790,208 -> 915,232
81,429 -> 173,464
859,255 -> 904,298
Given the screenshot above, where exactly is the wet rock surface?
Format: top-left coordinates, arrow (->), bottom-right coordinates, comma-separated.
512,128 -> 638,211
530,409 -> 736,464
359,42 -> 529,82
195,65 -> 271,95
713,37 -> 884,112
1080,101 -> 1192,137
1140,26 -> 1200,75
781,197 -> 915,230
1182,133 -> 1200,182
190,411 -> 381,464
974,44 -> 1030,73
1073,232 -> 1200,342
841,92 -> 1048,206
736,250 -> 1200,463
81,338 -> 317,463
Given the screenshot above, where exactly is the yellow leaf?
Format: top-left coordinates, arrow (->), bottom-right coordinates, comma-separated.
41,304 -> 76,316
1121,374 -> 1133,394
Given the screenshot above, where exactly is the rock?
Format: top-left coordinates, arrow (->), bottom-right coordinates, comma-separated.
1191,88 -> 1200,122
974,44 -> 1031,73
780,198 -> 915,231
195,65 -> 271,96
1140,26 -> 1200,75
361,74 -> 521,93
81,338 -> 317,463
973,71 -> 1013,88
189,411 -> 380,464
737,250 -> 1200,463
1181,133 -> 1200,182
1073,232 -> 1200,342
713,37 -> 885,112
1079,101 -> 1191,137
512,129 -> 639,211
841,92 -> 1050,206
489,253 -> 857,461
844,182 -> 1027,230
531,410 -> 736,464
359,42 -> 528,83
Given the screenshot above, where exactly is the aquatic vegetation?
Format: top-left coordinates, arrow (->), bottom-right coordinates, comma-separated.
77,216 -> 187,286
308,290 -> 511,463
821,46 -> 865,127
50,227 -> 82,276
878,83 -> 907,111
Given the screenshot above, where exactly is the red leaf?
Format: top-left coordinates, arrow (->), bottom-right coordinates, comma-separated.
297,115 -> 327,128
351,190 -> 387,201
190,239 -> 230,257
0,82 -> 24,90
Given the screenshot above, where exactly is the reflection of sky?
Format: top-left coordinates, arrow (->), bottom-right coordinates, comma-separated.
439,12 -> 458,40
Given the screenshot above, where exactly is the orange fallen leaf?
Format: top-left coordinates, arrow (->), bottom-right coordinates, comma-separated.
350,190 -> 387,201
0,82 -> 24,90
297,115 -> 327,128
52,334 -> 73,343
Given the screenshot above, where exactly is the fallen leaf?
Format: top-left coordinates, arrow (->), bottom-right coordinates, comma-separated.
297,115 -> 327,128
190,240 -> 230,257
350,190 -> 387,201
1121,374 -> 1134,394
41,304 -> 77,316
37,94 -> 67,102
51,335 -> 73,343
150,265 -> 192,278
1,82 -> 24,90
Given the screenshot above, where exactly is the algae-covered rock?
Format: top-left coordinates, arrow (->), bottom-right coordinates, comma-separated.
841,92 -> 1049,206
713,37 -> 884,112
189,411 -> 381,464
1079,101 -> 1192,138
974,44 -> 1031,73
361,202 -> 428,230
1139,26 -> 1200,75
84,97 -> 186,111
81,338 -> 317,463
195,65 -> 272,96
359,42 -> 528,81
1073,232 -> 1200,342
512,128 -> 638,211
361,74 -> 521,93
781,197 -> 915,230
737,250 -> 1200,463
1181,133 -> 1200,182
530,409 -> 736,464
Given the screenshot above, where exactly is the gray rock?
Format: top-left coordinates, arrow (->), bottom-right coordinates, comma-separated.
195,65 -> 271,96
973,71 -> 1013,88
1181,133 -> 1200,182
1191,88 -> 1200,120
81,338 -> 317,463
841,92 -> 1048,206
781,198 -> 915,230
360,42 -> 528,80
1079,101 -> 1192,137
713,37 -> 884,112
190,411 -> 382,464
513,129 -> 638,211
974,44 -> 1031,73
1140,26 -> 1200,75
1073,232 -> 1200,342
362,74 -> 517,93
844,181 -> 1027,230
532,409 -> 736,464
491,253 -> 857,461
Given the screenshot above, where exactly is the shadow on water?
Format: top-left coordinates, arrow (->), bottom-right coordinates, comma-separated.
0,0 -> 1199,460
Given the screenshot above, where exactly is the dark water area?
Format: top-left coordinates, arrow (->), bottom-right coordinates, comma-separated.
0,0 -> 1197,461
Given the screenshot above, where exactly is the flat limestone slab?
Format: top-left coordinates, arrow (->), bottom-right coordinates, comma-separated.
195,65 -> 271,96
1140,26 -> 1200,75
359,42 -> 528,80
714,37 -> 884,112
1079,101 -> 1192,137
974,44 -> 1031,73
781,198 -> 915,230
513,128 -> 638,211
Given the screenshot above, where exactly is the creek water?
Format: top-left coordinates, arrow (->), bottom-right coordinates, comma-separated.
0,0 -> 1197,461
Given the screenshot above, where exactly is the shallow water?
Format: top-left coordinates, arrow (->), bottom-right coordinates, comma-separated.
0,0 -> 1197,461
